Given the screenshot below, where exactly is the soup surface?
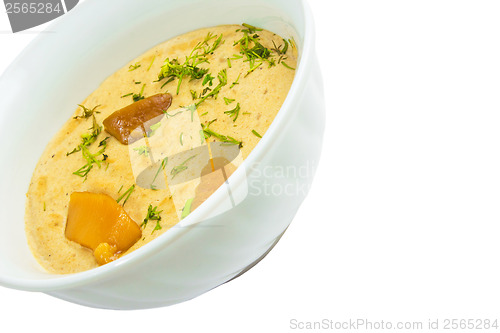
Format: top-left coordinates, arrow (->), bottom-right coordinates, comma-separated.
25,24 -> 297,274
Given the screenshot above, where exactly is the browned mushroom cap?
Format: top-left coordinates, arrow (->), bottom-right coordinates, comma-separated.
103,93 -> 172,145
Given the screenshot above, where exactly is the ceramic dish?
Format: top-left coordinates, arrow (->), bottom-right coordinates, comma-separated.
0,0 -> 325,309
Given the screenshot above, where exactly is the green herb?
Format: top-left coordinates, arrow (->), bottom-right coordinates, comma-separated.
202,73 -> 215,86
159,58 -> 208,95
158,32 -> 224,95
134,81 -> 142,84
179,132 -> 184,145
121,93 -> 133,98
72,143 -> 107,180
43,202 -> 46,212
190,90 -> 198,100
240,23 -> 263,34
224,103 -> 240,122
200,111 -> 208,117
281,61 -> 296,70
230,74 -> 241,89
133,145 -> 150,156
116,185 -> 135,206
200,87 -> 212,97
164,109 -> 184,118
227,58 -> 232,68
233,23 -> 279,76
67,116 -> 102,156
118,184 -> 124,193
202,122 -> 242,147
252,129 -> 262,138
141,204 -> 163,233
99,137 -> 110,147
149,122 -> 162,137
184,104 -> 197,122
128,62 -> 141,71
272,38 -> 289,55
181,198 -> 194,219
195,69 -> 227,107
152,157 -> 168,184
160,77 -> 175,89
199,129 -> 206,144
245,62 -> 263,77
73,104 -> 100,119
152,220 -> 162,233
133,84 -> 146,102
224,97 -> 235,105
72,162 -> 93,179
147,55 -> 156,71
171,155 -> 197,179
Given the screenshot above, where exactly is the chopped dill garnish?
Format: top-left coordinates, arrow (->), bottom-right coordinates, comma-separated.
245,62 -> 263,77
134,81 -> 142,84
190,90 -> 198,100
160,77 -> 175,89
158,32 -> 224,95
233,23 -> 275,75
116,185 -> 135,206
159,58 -> 208,95
133,84 -> 146,102
72,143 -> 107,180
179,132 -> 184,145
230,74 -> 241,89
152,157 -> 168,184
252,129 -> 262,138
224,103 -> 240,122
183,104 -> 197,122
181,198 -> 194,219
128,62 -> 141,71
200,112 -> 208,117
133,145 -> 150,156
73,104 -> 100,119
141,204 -> 163,233
163,109 -> 184,118
227,58 -> 232,68
281,61 -> 296,70
67,115 -> 102,156
200,87 -> 212,97
195,69 -> 227,107
272,38 -> 289,55
149,122 -> 162,137
240,23 -> 263,34
199,129 -> 206,144
171,155 -> 197,179
99,137 -> 110,147
224,97 -> 235,105
202,73 -> 215,86
147,55 -> 156,71
118,184 -> 124,193
121,92 -> 133,98
202,121 -> 242,147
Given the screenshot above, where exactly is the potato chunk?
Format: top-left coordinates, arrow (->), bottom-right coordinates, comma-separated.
103,93 -> 172,144
65,192 -> 142,263
94,243 -> 119,265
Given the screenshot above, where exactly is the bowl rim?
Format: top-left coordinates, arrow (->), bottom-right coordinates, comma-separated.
0,0 -> 316,292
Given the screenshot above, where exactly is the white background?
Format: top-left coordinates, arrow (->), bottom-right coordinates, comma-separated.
1,0 -> 500,332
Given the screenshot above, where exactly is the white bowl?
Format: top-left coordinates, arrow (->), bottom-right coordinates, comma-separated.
0,0 -> 325,309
